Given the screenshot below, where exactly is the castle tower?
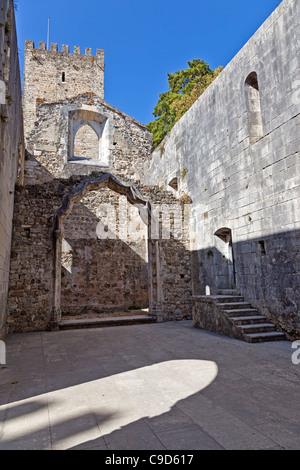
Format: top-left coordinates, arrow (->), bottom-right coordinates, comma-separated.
23,41 -> 105,139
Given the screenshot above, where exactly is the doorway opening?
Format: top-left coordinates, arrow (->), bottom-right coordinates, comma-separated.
52,174 -> 158,326
214,227 -> 236,289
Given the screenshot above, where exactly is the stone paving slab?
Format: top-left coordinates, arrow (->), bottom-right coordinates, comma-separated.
0,321 -> 299,450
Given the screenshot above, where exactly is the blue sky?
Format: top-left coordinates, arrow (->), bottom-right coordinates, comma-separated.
15,0 -> 282,124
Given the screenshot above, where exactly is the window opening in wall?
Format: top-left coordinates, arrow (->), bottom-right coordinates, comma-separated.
169,177 -> 178,191
245,72 -> 263,144
259,240 -> 266,255
62,72 -> 66,82
68,109 -> 110,166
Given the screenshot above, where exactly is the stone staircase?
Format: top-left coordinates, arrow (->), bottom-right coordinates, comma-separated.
216,290 -> 285,343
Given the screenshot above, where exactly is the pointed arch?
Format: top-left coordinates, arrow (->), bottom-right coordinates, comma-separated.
68,107 -> 112,166
73,123 -> 100,160
50,173 -> 161,328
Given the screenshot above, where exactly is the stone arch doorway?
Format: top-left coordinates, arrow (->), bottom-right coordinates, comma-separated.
214,227 -> 236,290
51,173 -> 161,329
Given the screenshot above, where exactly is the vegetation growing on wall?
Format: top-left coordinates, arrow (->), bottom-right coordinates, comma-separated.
147,59 -> 223,148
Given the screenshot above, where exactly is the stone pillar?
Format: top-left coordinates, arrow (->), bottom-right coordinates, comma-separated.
51,228 -> 63,331
148,202 -> 163,322
147,203 -> 163,322
154,239 -> 163,322
147,203 -> 154,316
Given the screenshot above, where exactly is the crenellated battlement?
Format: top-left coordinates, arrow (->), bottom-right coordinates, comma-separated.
25,40 -> 104,61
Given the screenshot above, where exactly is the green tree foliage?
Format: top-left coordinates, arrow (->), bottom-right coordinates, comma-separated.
147,59 -> 223,148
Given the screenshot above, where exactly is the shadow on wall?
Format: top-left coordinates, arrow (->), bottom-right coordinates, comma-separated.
23,151 -> 57,185
60,199 -> 149,316
55,175 -> 150,315
191,229 -> 300,338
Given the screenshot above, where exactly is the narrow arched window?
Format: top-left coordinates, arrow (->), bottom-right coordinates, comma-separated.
245,72 -> 263,143
73,124 -> 99,160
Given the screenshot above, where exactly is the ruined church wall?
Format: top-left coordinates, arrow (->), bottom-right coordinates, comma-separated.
24,94 -> 153,185
7,178 -> 193,333
0,0 -> 24,339
7,182 -> 66,332
144,0 -> 300,337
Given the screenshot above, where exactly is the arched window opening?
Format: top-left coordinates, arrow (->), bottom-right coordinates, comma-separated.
73,124 -> 99,161
68,108 -> 111,166
245,72 -> 263,143
169,177 -> 178,191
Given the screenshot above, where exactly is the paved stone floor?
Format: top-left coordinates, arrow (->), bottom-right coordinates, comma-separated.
0,321 -> 299,450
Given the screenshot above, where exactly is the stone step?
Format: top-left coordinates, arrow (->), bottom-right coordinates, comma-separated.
198,293 -> 287,343
212,296 -> 245,303
244,331 -> 286,343
59,315 -> 156,330
193,295 -> 245,303
237,323 -> 276,334
230,315 -> 268,325
224,308 -> 259,317
217,290 -> 239,296
217,302 -> 252,310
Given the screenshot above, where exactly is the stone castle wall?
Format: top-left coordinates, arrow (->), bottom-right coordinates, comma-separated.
0,0 -> 24,339
7,182 -> 64,332
144,0 -> 300,338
